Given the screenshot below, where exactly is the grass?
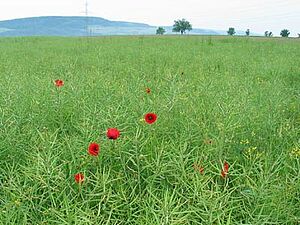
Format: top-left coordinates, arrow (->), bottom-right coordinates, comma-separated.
0,36 -> 299,224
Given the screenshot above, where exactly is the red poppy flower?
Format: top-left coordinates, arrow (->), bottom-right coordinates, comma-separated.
144,113 -> 157,124
54,79 -> 64,87
193,163 -> 204,174
221,170 -> 226,178
146,87 -> 151,94
88,142 -> 100,156
221,161 -> 229,178
223,161 -> 229,172
74,173 -> 84,183
106,128 -> 120,140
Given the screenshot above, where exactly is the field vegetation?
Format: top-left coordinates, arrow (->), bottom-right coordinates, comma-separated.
0,36 -> 299,224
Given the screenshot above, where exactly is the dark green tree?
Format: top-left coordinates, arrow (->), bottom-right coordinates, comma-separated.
245,29 -> 250,36
227,27 -> 236,36
156,27 -> 166,35
264,31 -> 269,37
172,19 -> 192,35
268,32 -> 273,37
280,29 -> 290,37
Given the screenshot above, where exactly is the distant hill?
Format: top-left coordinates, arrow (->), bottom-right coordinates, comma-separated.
0,16 -> 246,36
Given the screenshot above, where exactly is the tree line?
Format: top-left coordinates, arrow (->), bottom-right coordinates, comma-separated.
157,19 -> 297,38
228,27 -> 291,37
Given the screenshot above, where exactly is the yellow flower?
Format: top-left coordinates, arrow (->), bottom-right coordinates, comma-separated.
240,139 -> 250,145
14,200 -> 21,206
244,146 -> 261,159
290,147 -> 300,157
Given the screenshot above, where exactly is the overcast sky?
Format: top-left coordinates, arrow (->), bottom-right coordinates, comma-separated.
0,0 -> 299,36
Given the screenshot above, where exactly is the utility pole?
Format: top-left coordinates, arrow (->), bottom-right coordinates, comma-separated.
85,0 -> 89,36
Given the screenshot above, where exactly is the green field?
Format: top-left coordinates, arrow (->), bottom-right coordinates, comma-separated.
0,36 -> 299,224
